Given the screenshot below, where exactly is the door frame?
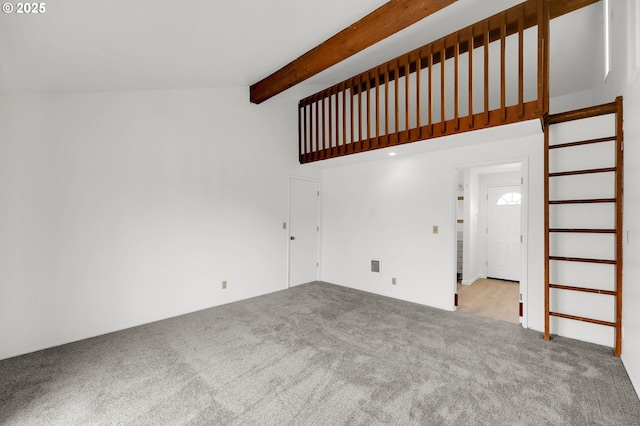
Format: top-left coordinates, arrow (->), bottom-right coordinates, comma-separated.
453,157 -> 529,328
287,176 -> 321,288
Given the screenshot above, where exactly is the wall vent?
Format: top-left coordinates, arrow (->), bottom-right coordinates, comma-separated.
371,259 -> 381,275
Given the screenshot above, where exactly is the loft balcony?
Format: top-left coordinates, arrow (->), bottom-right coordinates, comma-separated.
297,0 -> 550,164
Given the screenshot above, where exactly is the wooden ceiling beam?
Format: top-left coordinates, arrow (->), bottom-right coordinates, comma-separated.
250,0 -> 599,104
249,0 -> 457,104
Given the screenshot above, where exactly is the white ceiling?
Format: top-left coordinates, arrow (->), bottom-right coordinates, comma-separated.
0,0 -> 600,97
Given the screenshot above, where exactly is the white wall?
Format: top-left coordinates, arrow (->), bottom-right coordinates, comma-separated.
584,0 -> 640,394
621,65 -> 640,396
320,126 -> 545,326
0,87 -> 319,360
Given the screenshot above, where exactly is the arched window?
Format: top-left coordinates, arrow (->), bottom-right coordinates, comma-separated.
497,192 -> 521,205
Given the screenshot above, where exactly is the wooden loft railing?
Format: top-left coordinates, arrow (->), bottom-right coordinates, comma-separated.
298,0 -> 550,164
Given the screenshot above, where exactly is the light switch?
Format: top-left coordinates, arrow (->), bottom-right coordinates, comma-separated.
433,225 -> 439,234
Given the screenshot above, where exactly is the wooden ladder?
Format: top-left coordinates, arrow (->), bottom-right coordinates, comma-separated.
544,97 -> 624,356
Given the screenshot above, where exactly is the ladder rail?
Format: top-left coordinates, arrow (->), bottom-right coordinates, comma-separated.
544,96 -> 623,357
615,96 -> 624,356
544,115 -> 550,342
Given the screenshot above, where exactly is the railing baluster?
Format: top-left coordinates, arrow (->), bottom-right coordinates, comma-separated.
298,103 -> 302,159
366,71 -> 371,146
441,40 -> 446,134
428,44 -> 433,136
328,89 -> 333,150
335,86 -> 339,151
320,93 -> 327,157
358,75 -> 363,144
302,102 -> 307,156
308,102 -> 312,156
375,67 -> 380,146
455,32 -> 460,131
484,19 -> 490,125
395,59 -> 400,141
500,12 -> 507,122
537,0 -> 545,114
468,25 -> 474,128
385,63 -> 390,144
405,56 -> 411,140
339,84 -> 347,153
417,49 -> 422,138
350,78 -> 355,147
519,5 -> 525,118
315,96 -> 319,157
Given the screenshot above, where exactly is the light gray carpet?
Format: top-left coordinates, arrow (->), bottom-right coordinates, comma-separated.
1,281 -> 639,425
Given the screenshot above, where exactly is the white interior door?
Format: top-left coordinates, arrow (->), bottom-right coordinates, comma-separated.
289,178 -> 319,287
487,185 -> 521,281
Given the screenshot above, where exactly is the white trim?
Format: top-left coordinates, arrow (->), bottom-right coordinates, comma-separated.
604,0 -> 611,81
520,158 -> 530,328
461,274 -> 484,286
628,0 -> 640,85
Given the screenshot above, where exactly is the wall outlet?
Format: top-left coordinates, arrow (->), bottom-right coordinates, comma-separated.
392,277 -> 397,285
433,225 -> 439,234
222,280 -> 227,289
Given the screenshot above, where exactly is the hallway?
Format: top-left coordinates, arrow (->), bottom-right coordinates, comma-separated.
457,278 -> 520,324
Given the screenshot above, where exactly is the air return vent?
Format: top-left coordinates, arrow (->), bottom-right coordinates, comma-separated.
371,259 -> 381,275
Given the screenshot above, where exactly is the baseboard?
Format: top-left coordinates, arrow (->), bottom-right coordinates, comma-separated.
461,274 -> 485,286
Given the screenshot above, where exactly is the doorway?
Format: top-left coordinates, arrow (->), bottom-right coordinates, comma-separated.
455,162 -> 526,326
288,177 -> 320,287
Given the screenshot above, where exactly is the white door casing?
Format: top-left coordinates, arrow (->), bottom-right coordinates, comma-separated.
288,178 -> 319,287
487,185 -> 521,281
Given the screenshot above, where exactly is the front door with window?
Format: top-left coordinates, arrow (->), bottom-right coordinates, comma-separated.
487,185 -> 521,281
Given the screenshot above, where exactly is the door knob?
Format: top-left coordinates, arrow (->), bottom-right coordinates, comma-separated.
290,236 -> 295,240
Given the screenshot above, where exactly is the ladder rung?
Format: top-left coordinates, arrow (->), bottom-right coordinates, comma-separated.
549,312 -> 616,327
549,228 -> 616,234
549,198 -> 616,205
549,256 -> 616,265
549,167 -> 616,178
549,101 -> 617,124
549,284 -> 616,296
549,136 -> 616,150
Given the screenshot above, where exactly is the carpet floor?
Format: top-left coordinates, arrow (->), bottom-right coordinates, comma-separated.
1,281 -> 639,425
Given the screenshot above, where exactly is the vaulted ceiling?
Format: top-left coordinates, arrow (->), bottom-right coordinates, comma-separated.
0,0 -> 600,99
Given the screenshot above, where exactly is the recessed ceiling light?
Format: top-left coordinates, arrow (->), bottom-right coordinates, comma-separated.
388,152 -> 397,157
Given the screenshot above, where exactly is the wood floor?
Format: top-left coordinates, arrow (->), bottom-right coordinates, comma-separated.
457,278 -> 520,324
